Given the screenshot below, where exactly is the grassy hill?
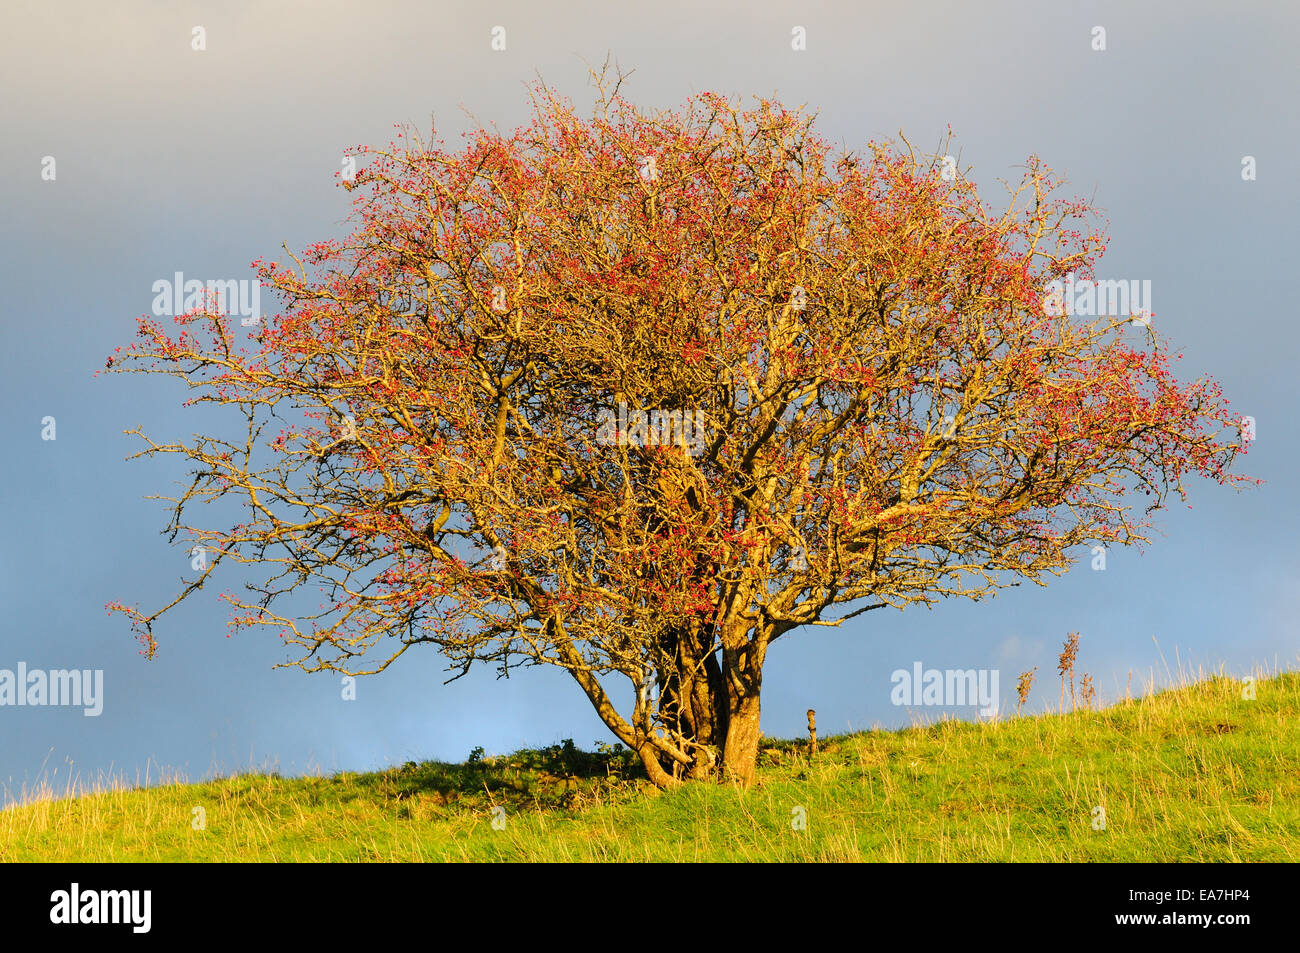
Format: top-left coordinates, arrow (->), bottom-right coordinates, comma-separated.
3,670 -> 1297,861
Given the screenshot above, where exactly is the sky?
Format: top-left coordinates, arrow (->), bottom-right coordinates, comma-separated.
1,0 -> 1296,803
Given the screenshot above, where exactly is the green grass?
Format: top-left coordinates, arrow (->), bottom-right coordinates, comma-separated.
4,669 -> 1297,861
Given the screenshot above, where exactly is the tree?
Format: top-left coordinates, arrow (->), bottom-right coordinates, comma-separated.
106,73 -> 1252,788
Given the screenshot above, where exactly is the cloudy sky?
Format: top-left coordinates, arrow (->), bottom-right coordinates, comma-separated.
1,0 -> 1295,802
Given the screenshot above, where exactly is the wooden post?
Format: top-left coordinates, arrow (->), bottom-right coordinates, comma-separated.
807,708 -> 817,758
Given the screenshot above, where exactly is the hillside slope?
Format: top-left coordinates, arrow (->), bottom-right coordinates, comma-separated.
3,671 -> 1296,861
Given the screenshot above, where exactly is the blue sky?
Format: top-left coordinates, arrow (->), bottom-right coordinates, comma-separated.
1,0 -> 1296,803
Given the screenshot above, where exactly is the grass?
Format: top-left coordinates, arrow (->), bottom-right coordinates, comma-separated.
3,668 -> 1297,861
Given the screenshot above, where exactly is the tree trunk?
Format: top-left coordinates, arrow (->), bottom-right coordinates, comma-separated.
635,739 -> 681,789
719,641 -> 765,786
639,626 -> 768,788
656,626 -> 728,780
721,692 -> 762,786
684,648 -> 728,778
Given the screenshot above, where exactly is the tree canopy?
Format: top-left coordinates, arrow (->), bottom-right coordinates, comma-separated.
107,74 -> 1251,787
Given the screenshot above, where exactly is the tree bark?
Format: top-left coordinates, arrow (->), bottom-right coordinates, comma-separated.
655,624 -> 729,780
635,739 -> 681,788
721,692 -> 762,786
638,625 -> 769,788
719,640 -> 765,786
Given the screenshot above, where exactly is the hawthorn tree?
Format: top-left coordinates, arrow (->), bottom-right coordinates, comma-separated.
107,74 -> 1251,787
